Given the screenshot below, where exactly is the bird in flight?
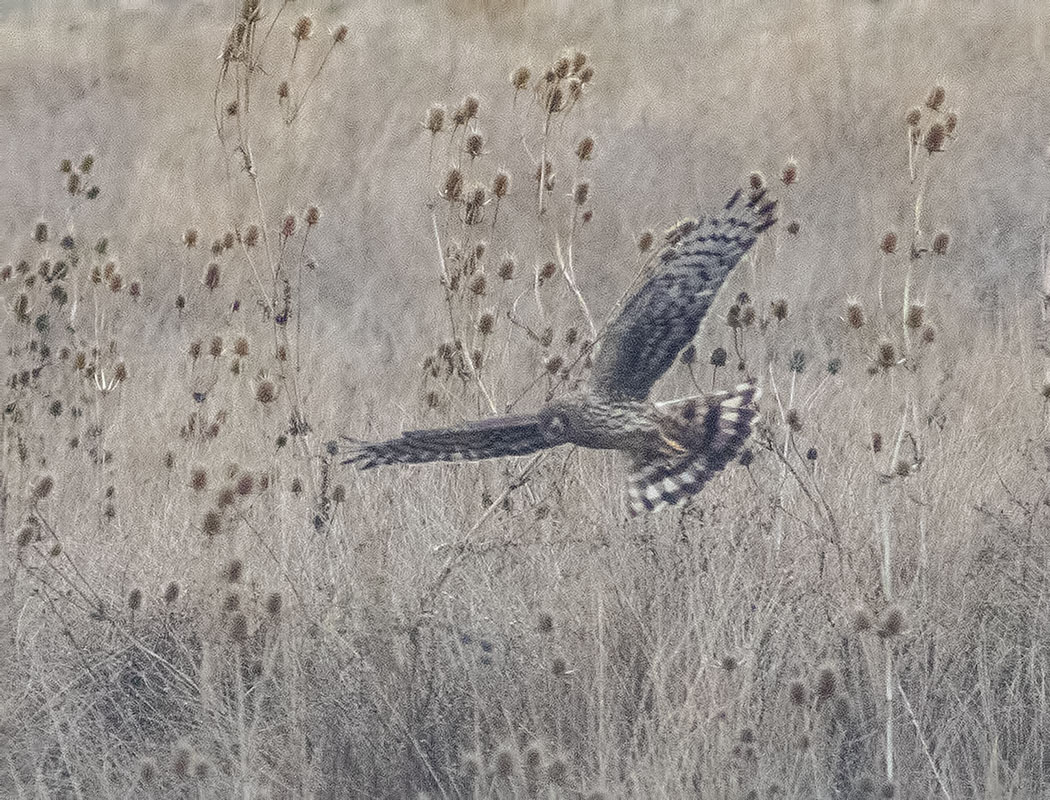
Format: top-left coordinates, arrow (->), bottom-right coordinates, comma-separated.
344,187 -> 775,515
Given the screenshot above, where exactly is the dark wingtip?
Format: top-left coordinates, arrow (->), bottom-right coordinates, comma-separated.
759,199 -> 777,217
753,217 -> 777,234
724,188 -> 743,210
745,187 -> 768,208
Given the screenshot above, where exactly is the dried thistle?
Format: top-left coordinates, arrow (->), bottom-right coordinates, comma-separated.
575,135 -> 595,161
781,159 -> 798,185
925,85 -> 946,111
880,231 -> 898,254
424,104 -> 445,134
923,123 -> 946,153
932,231 -> 950,255
511,65 -> 531,90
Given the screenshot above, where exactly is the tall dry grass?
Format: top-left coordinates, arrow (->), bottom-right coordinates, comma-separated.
2,1 -> 1050,797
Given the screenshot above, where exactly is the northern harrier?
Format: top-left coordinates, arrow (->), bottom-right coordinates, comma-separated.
344,187 -> 775,515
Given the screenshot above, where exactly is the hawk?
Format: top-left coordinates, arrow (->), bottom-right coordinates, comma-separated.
344,187 -> 775,515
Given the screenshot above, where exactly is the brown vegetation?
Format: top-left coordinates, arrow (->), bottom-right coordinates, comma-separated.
2,1 -> 1050,797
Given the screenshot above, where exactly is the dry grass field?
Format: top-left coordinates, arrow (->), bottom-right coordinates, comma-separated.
3,0 -> 1050,797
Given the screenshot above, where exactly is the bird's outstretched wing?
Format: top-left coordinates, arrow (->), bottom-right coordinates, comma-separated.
343,414 -> 549,469
626,382 -> 760,516
590,188 -> 776,401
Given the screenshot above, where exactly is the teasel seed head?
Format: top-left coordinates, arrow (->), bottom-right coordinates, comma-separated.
573,180 -> 590,206
923,122 -> 946,153
234,337 -> 249,357
465,131 -> 484,159
637,229 -> 655,253
921,325 -> 935,344
265,591 -> 282,617
491,169 -> 510,198
575,135 -> 595,161
853,606 -> 873,632
905,106 -> 922,127
545,86 -> 564,113
721,655 -> 739,672
305,206 -> 320,226
209,336 -> 223,358
32,474 -> 54,500
932,231 -> 950,255
876,340 -> 897,369
244,225 -> 259,247
292,15 -> 312,41
163,582 -> 180,604
493,746 -> 516,779
871,432 -> 883,453
333,23 -> 348,43
277,80 -> 289,100
236,474 -> 254,496
748,171 -> 765,191
477,312 -> 495,335
189,341 -> 202,360
424,103 -> 445,134
710,347 -> 727,367
880,231 -> 898,254
281,214 -> 296,238
906,302 -> 925,329
786,220 -> 800,235
539,261 -> 557,282
222,592 -> 240,612
172,742 -> 193,779
229,612 -> 249,642
771,298 -> 789,321
545,355 -> 564,375
204,263 -> 220,291
255,380 -> 277,404
442,167 -> 464,202
789,680 -> 808,706
225,559 -> 244,583
845,299 -> 865,328
877,605 -> 907,638
462,93 -> 480,120
925,85 -> 945,111
814,663 -> 837,700
944,110 -> 958,135
781,159 -> 798,185
785,408 -> 803,432
469,275 -> 487,296
511,65 -> 531,90
128,588 -> 143,611
202,510 -> 222,537
551,655 -> 567,676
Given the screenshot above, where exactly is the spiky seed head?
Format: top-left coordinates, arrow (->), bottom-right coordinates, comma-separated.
282,214 -> 297,238
292,15 -> 312,40
710,347 -> 727,367
128,588 -> 143,610
925,85 -> 945,110
846,299 -> 865,328
59,158 -> 72,173
786,220 -> 800,234
498,256 -> 515,280
34,222 -> 49,243
333,23 -> 348,43
540,261 -> 557,282
637,229 -> 655,252
880,231 -> 898,254
424,104 -> 445,134
465,132 -> 484,158
255,380 -> 277,404
265,591 -> 282,616
203,263 -> 220,291
573,181 -> 590,206
785,408 -> 803,432
163,582 -> 180,604
202,510 -> 222,537
546,86 -> 564,113
578,64 -> 595,82
332,484 -> 346,503
469,275 -> 487,297
932,231 -> 950,255
740,305 -> 757,327
876,340 -> 897,368
462,94 -> 480,119
553,53 -> 571,78
552,656 -> 567,676
442,168 -> 464,201
567,77 -> 583,101
222,592 -> 240,612
906,302 -> 925,329
923,123 -> 946,153
538,612 -> 554,633
32,475 -> 54,500
225,559 -> 244,583
305,206 -> 320,226
511,65 -> 531,89
190,468 -> 207,492
905,106 -> 922,127
236,474 -> 254,496
944,111 -> 958,134
921,325 -> 935,344
277,80 -> 289,100
244,225 -> 259,247
877,605 -> 906,638
233,337 -> 249,357
815,664 -> 837,700
789,680 -> 808,706
139,758 -> 157,784
721,655 -> 739,671
229,612 -> 249,642
173,742 -> 193,778
771,299 -> 789,321
781,159 -> 798,185
67,172 -> 80,195
493,746 -> 516,778
853,607 -> 873,632
209,336 -> 223,358
290,477 -> 303,494
748,171 -> 765,191
575,135 -> 595,161
739,727 -> 755,744
477,313 -> 495,335
564,327 -> 578,346
491,169 -> 510,198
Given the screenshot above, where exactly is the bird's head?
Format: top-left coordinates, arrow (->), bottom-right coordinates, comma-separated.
537,398 -> 579,445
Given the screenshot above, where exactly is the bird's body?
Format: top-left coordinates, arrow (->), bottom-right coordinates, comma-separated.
344,187 -> 776,515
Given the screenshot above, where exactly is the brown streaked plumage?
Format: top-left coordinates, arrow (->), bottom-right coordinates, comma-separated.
344,187 -> 775,515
